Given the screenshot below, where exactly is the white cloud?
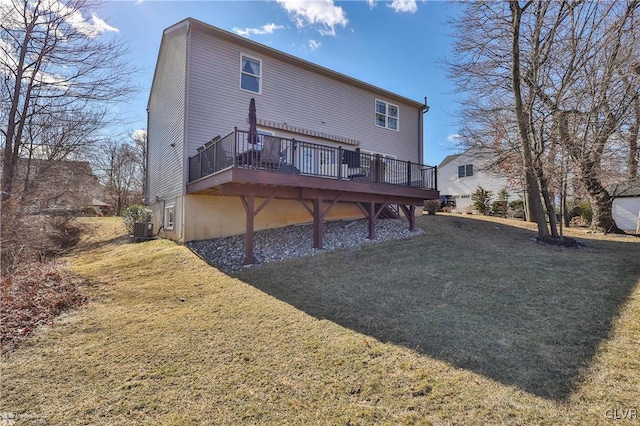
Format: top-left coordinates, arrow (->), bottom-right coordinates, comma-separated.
89,13 -> 119,34
447,134 -> 464,144
308,39 -> 321,50
388,0 -> 418,13
367,0 -> 377,9
0,0 -> 117,85
39,0 -> 119,38
232,23 -> 285,38
276,0 -> 348,36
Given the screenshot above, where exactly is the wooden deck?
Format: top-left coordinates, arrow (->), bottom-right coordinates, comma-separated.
187,129 -> 439,264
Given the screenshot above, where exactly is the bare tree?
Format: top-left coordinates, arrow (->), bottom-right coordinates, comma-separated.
447,1 -> 554,238
627,87 -> 639,181
1,0 -> 136,207
97,138 -> 143,216
1,0 -> 136,270
448,1 -> 640,235
541,2 -> 639,233
628,62 -> 640,180
130,129 -> 147,200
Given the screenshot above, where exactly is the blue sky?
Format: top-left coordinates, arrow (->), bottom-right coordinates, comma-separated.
100,0 -> 463,166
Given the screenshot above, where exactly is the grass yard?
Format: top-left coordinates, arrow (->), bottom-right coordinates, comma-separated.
1,215 -> 639,425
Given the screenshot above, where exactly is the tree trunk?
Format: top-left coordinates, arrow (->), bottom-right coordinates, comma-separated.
580,163 -> 624,233
555,109 -> 624,234
509,1 -> 550,239
629,93 -> 639,181
537,164 -> 559,238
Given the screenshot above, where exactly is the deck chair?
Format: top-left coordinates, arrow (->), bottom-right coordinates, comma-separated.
261,136 -> 281,168
368,157 -> 386,182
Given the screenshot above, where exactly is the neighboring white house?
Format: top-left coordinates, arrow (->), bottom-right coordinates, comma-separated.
437,147 -> 523,211
146,18 -> 437,247
612,183 -> 640,232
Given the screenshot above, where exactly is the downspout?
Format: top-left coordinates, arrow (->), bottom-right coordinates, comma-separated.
155,197 -> 165,237
180,196 -> 185,243
420,96 -> 430,165
421,97 -> 434,191
145,106 -> 150,205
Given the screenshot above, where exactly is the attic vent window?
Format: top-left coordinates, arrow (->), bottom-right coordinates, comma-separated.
375,100 -> 398,131
240,54 -> 261,94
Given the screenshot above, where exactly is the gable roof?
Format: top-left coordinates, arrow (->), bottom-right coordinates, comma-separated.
614,179 -> 640,197
149,18 -> 427,111
438,153 -> 461,168
438,145 -> 503,169
92,198 -> 110,207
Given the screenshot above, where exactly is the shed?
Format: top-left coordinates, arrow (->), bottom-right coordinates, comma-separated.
92,198 -> 111,216
612,183 -> 640,232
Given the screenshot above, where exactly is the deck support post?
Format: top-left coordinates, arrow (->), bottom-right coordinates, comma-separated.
368,200 -> 376,240
409,205 -> 416,231
399,204 -> 417,231
239,190 -> 278,265
240,195 -> 256,265
302,194 -> 341,250
313,198 -> 323,249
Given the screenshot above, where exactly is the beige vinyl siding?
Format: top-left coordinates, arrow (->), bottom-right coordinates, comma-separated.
183,195 -> 362,241
186,30 -> 244,154
186,27 -> 421,162
147,24 -> 188,202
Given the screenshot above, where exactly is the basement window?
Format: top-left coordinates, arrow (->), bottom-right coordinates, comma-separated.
165,205 -> 175,230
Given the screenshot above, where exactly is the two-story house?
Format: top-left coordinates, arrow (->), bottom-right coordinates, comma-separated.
437,147 -> 523,211
146,18 -> 438,264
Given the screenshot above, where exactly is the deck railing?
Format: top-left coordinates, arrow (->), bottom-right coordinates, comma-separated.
188,128 -> 437,190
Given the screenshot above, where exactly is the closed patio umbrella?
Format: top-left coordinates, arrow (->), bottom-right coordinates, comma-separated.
248,98 -> 258,145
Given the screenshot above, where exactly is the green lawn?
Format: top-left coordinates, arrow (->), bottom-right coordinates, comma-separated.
1,215 -> 638,425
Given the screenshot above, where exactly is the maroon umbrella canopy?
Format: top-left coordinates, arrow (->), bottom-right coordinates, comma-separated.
248,98 -> 258,145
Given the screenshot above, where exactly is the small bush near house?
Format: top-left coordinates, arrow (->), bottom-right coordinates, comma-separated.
490,188 -> 509,217
491,200 -> 508,217
122,205 -> 152,234
424,199 -> 440,215
472,186 -> 492,215
509,199 -> 525,219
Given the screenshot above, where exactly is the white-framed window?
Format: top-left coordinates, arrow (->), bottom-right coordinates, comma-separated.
240,54 -> 261,94
458,164 -> 473,178
165,205 -> 175,230
375,99 -> 399,131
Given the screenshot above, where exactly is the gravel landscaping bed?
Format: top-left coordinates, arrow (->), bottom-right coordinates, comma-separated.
187,218 -> 423,273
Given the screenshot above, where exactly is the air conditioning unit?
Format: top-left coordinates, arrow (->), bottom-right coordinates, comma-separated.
133,222 -> 153,238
